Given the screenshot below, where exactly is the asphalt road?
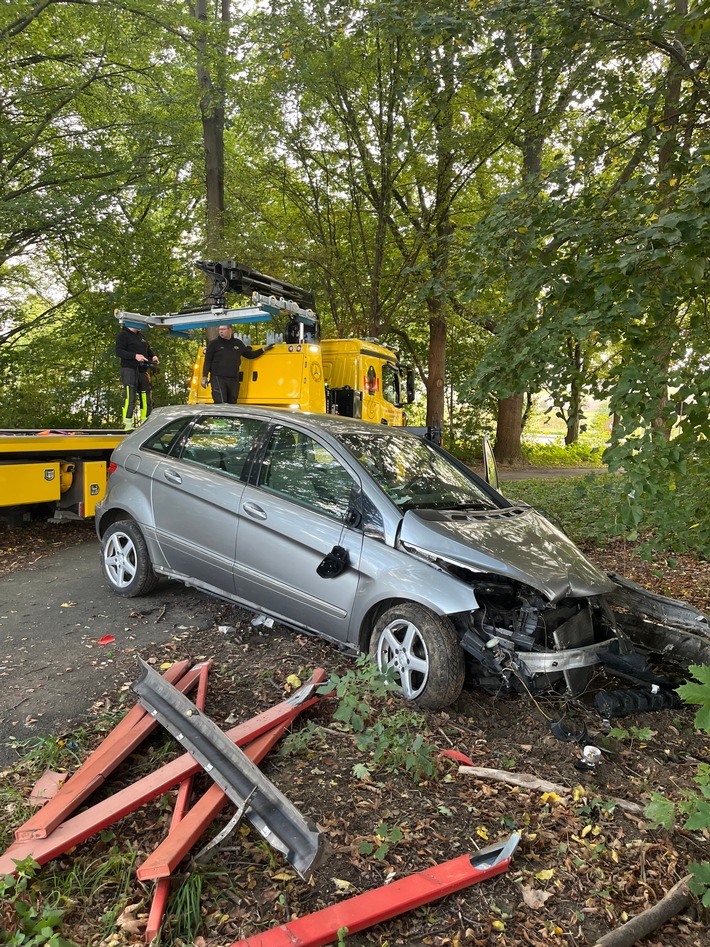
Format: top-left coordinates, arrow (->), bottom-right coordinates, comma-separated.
0,541 -> 216,768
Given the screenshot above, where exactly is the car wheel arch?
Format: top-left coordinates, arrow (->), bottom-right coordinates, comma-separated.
359,597 -> 451,653
96,508 -> 136,538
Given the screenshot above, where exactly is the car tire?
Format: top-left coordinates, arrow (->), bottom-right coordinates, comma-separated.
369,603 -> 465,710
101,520 -> 159,597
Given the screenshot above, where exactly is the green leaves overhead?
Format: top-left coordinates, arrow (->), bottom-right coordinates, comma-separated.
1,0 -> 709,553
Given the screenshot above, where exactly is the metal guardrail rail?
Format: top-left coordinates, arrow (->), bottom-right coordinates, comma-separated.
132,658 -> 323,879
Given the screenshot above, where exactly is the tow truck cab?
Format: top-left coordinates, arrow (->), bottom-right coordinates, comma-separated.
188,335 -> 414,425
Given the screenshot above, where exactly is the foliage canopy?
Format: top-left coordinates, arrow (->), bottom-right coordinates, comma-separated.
1,0 -> 708,555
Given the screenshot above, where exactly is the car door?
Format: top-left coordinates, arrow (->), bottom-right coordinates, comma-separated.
235,423 -> 364,642
150,414 -> 264,594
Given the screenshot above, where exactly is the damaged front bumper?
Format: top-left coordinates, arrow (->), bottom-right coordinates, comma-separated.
459,573 -> 709,698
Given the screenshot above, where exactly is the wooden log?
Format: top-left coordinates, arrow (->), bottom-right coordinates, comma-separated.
593,874 -> 692,947
457,765 -> 646,819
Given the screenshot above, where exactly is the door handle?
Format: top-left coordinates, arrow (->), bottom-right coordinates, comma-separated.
164,469 -> 182,484
242,501 -> 267,521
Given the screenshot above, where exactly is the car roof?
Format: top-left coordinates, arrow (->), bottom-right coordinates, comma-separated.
147,404 -> 423,441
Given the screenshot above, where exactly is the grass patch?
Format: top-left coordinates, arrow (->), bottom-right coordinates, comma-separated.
521,439 -> 606,468
503,465 -> 709,558
502,473 -> 627,546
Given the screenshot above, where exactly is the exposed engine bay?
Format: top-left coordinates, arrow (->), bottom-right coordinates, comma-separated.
445,570 -> 710,699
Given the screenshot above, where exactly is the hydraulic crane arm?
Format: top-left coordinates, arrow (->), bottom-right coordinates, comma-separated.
196,261 -> 316,311
116,262 -> 319,339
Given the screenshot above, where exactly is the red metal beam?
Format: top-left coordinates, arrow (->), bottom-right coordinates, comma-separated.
145,661 -> 211,943
228,845 -> 517,947
15,659 -> 203,841
0,668 -> 326,875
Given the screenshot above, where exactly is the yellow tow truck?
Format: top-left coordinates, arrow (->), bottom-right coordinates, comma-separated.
2,263 -> 415,522
127,261 -> 415,425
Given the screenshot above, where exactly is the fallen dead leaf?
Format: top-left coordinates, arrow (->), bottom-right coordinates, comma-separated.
522,885 -> 554,909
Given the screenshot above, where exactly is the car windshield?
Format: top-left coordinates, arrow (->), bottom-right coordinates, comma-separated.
338,431 -> 496,512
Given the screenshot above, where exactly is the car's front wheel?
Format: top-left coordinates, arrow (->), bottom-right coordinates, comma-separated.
101,520 -> 159,597
369,603 -> 465,710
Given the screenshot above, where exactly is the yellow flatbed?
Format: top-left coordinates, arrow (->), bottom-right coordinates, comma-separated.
0,430 -> 126,519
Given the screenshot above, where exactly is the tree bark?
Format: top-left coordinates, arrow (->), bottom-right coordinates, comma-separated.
593,875 -> 692,947
650,0 -> 686,439
427,305 -> 447,433
495,394 -> 526,464
565,340 -> 583,445
194,0 -> 229,339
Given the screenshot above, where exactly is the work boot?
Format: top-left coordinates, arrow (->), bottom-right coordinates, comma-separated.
123,419 -> 135,431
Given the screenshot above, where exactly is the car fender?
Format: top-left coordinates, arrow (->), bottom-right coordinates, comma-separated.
96,478 -> 155,532
95,466 -> 170,569
350,536 -> 478,650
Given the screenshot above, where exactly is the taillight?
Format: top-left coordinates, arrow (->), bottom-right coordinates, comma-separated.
107,462 -> 118,478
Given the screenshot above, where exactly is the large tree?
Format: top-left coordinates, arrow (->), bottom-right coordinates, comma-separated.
464,0 -> 710,546
229,0 -> 501,430
0,0 -> 200,336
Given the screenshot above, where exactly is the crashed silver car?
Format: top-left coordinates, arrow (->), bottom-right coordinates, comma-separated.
96,405 -> 709,711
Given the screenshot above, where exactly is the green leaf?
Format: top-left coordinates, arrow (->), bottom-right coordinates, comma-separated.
352,763 -> 371,780
683,799 -> 710,831
645,793 -> 675,829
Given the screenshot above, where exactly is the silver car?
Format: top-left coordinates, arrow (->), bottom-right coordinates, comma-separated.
96,405 -> 708,710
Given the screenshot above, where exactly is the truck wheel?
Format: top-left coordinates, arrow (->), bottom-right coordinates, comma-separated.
101,520 -> 158,597
369,603 -> 465,710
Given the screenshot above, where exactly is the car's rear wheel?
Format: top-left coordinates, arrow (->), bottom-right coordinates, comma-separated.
369,603 -> 465,710
101,520 -> 158,597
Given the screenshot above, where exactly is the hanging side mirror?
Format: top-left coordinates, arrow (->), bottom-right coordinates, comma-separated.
317,545 -> 349,578
482,435 -> 500,492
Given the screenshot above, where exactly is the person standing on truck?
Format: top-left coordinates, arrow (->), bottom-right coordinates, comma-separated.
115,324 -> 159,430
201,324 -> 273,404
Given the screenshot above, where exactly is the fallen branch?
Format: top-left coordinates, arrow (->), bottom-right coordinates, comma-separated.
593,874 -> 692,947
457,765 -> 646,819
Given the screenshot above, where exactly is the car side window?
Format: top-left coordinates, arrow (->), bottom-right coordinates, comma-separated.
142,418 -> 190,456
258,425 -> 356,521
179,416 -> 263,479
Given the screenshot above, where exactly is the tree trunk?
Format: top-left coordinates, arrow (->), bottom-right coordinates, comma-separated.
495,394 -> 526,465
566,340 -> 582,445
426,304 -> 447,435
195,0 -> 228,343
650,0 -> 686,438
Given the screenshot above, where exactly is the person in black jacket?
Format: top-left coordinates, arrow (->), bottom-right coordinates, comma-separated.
201,325 -> 273,404
115,325 -> 159,430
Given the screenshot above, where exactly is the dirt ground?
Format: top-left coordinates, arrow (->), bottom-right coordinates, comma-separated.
0,520 -> 709,947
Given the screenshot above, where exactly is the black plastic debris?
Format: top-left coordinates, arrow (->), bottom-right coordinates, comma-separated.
594,688 -> 681,718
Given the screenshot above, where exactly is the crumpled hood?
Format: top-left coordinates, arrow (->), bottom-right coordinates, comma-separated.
399,506 -> 616,603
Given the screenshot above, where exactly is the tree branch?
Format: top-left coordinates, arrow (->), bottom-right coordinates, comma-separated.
457,765 -> 646,819
592,875 -> 692,947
